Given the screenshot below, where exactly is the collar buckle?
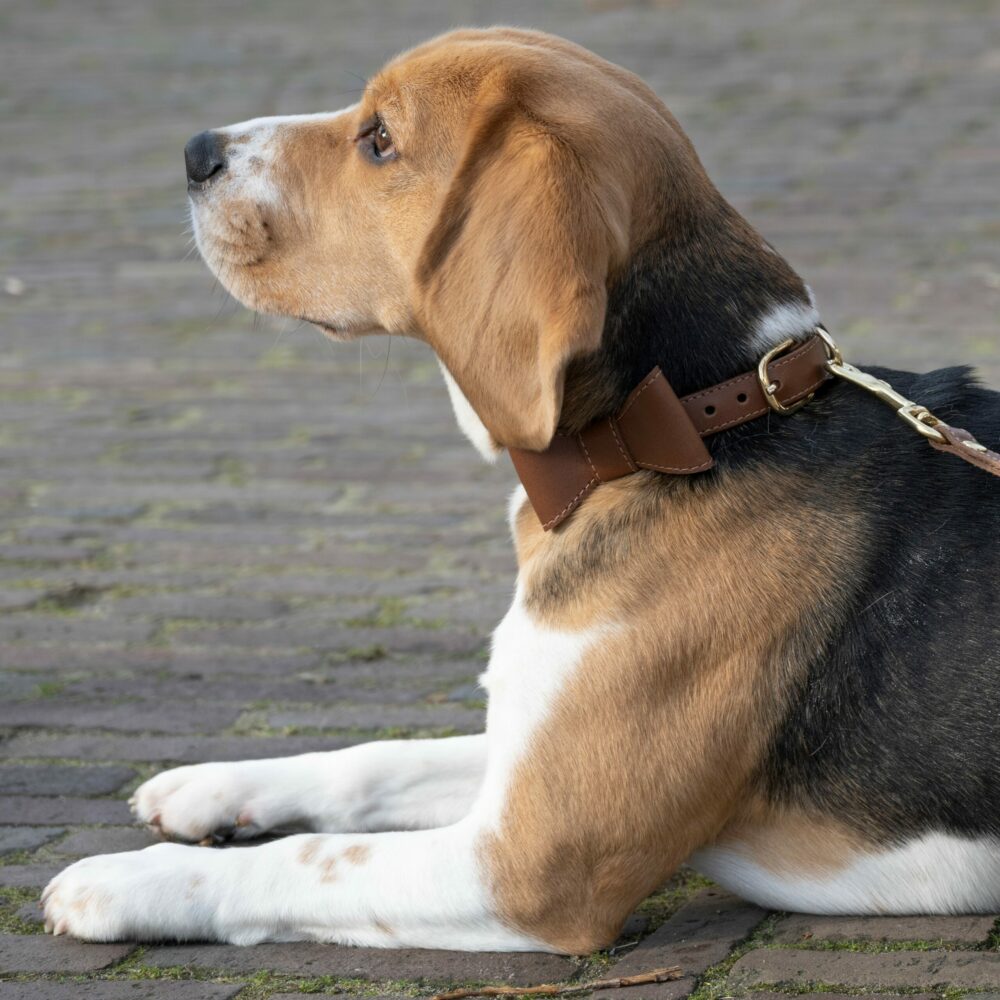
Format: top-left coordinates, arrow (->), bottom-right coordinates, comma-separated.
757,337 -> 815,415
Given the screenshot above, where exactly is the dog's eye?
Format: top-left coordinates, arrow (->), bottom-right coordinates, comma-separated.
372,121 -> 394,158
354,115 -> 397,161
356,116 -> 396,161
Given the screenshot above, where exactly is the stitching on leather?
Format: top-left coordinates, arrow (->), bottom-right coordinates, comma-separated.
541,477 -> 599,530
698,406 -> 769,434
608,418 -> 636,471
771,342 -> 816,372
617,370 -> 661,419
578,433 -> 600,481
634,458 -> 714,473
683,371 -> 755,404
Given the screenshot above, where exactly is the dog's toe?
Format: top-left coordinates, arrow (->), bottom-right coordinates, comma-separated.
129,762 -> 272,843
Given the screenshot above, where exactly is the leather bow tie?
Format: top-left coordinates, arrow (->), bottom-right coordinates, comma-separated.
510,333 -> 832,530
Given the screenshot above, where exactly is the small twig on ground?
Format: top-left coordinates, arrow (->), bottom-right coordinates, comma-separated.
429,965 -> 683,1000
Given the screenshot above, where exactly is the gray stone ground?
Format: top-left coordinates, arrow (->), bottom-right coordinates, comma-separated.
1,0 -> 999,996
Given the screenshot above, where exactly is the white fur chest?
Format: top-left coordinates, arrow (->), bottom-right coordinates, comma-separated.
474,581 -> 610,828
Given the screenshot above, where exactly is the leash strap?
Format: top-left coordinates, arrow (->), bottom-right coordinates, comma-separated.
928,424 -> 1000,475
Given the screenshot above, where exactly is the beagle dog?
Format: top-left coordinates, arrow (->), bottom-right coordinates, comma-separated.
43,28 -> 1000,954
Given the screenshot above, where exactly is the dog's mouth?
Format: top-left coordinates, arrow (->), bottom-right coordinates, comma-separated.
186,174 -> 224,196
301,317 -> 365,342
305,317 -> 345,336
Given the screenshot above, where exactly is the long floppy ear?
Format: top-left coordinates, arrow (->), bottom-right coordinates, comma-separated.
414,97 -> 625,452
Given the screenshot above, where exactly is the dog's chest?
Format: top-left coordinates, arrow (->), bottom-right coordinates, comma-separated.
474,586 -> 608,826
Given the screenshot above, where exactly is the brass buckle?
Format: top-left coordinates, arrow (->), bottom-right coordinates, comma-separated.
817,327 -> 947,443
757,338 -> 814,415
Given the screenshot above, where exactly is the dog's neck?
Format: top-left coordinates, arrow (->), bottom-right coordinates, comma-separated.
560,199 -> 818,435
444,200 -> 819,461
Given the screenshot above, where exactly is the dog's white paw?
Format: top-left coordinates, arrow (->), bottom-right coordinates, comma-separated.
42,843 -> 230,942
130,761 -> 286,843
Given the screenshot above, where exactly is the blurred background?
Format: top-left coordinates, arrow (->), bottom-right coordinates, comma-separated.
0,0 -> 998,907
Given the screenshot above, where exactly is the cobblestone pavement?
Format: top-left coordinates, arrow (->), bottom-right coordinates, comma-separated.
2,0 -> 999,996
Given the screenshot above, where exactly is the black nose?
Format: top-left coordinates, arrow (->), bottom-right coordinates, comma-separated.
184,130 -> 227,185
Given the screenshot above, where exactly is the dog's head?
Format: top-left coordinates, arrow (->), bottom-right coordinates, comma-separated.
187,28 -> 747,453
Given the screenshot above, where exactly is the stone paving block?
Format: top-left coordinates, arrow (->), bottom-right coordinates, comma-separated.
180,623 -> 487,658
0,672 -> 50,702
750,994 -> 937,1000
0,732 -> 349,763
0,764 -> 135,797
601,888 -> 766,1000
772,912 -> 998,945
0,615 -> 154,643
143,941 -> 578,984
0,643 -> 170,673
0,701 -> 242,734
0,643 -> 323,676
600,973 -> 693,1000
54,825 -> 158,857
60,675 -> 419,708
0,864 -> 63,888
0,796 -> 133,825
0,983 -> 243,1000
105,593 -> 291,620
0,588 -> 45,612
729,947 -> 1000,989
16,899 -> 45,925
0,825 -> 65,856
325,657 -> 483,685
270,996 -> 410,1000
266,703 -> 486,733
0,543 -> 98,565
0,932 -> 135,972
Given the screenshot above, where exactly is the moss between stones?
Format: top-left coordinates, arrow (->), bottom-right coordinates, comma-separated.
0,886 -> 44,935
979,916 -> 1000,951
634,867 -> 714,933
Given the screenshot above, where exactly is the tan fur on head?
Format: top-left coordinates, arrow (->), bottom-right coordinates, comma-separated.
189,28 -> 711,452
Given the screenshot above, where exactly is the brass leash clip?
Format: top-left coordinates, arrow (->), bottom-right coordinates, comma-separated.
815,327 -> 946,443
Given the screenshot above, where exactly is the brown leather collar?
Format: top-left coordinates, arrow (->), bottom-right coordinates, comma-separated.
509,332 -> 833,530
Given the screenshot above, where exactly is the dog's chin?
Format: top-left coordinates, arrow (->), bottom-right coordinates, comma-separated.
201,264 -> 276,317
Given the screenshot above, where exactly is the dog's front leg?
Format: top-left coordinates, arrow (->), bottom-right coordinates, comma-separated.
130,734 -> 487,841
42,821 -> 543,951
